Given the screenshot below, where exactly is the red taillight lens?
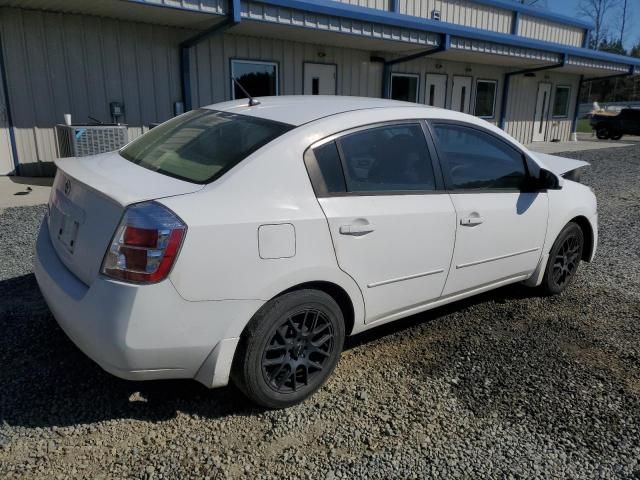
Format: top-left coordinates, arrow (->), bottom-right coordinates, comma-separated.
101,202 -> 186,284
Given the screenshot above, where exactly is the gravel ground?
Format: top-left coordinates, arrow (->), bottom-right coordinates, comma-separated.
1,144 -> 639,479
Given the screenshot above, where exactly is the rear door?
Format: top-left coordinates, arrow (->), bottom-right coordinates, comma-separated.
305,122 -> 456,323
429,122 -> 548,296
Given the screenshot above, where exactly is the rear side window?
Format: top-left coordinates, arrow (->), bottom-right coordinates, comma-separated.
120,109 -> 292,184
432,124 -> 527,190
313,141 -> 347,193
337,124 -> 436,193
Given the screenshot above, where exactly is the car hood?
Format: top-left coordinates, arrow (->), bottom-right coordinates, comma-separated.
530,152 -> 590,176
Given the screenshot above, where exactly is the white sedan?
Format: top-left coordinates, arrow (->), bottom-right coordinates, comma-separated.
35,96 -> 597,408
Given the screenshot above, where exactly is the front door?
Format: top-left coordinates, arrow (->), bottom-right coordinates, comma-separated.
425,74 -> 447,108
0,70 -> 14,174
312,122 -> 456,323
304,63 -> 336,95
451,76 -> 472,113
430,122 -> 548,296
532,83 -> 552,142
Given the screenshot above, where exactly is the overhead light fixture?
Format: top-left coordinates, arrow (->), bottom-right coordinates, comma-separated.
318,51 -> 326,58
435,63 -> 443,69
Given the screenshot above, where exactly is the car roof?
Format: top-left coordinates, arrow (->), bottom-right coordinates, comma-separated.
204,95 -> 430,126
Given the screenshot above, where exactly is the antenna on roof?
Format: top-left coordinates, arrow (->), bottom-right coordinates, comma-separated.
231,77 -> 261,106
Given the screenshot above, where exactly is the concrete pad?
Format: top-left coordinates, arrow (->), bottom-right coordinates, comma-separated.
0,176 -> 52,213
526,140 -> 633,154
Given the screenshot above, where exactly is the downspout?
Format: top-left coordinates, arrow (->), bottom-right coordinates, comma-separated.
180,0 -> 241,112
382,34 -> 450,99
0,36 -> 19,175
499,53 -> 567,131
571,65 -> 635,141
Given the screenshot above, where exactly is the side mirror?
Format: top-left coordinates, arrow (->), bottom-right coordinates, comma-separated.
537,168 -> 562,190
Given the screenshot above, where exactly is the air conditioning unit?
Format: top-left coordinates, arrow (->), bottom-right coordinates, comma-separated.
431,9 -> 441,20
55,124 -> 129,158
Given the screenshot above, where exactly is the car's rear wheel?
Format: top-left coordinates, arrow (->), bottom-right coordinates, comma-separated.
595,127 -> 610,139
540,222 -> 584,295
232,290 -> 345,408
610,131 -> 623,140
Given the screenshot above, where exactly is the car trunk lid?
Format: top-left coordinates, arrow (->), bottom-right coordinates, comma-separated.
48,152 -> 203,286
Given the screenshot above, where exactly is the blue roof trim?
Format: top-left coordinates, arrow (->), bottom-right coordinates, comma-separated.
256,0 -> 640,67
460,0 -> 593,30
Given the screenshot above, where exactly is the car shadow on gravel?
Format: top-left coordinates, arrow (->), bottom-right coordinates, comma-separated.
0,272 -> 550,429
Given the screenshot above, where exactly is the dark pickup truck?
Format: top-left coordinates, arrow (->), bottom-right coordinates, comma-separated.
590,108 -> 640,140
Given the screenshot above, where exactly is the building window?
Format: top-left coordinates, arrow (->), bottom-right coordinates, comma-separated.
231,60 -> 279,100
474,80 -> 497,119
552,85 -> 571,118
390,73 -> 419,103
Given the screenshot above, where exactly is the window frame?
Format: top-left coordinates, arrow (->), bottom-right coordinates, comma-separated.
425,120 -> 539,194
474,79 -> 498,119
303,120 -> 445,198
390,72 -> 421,103
230,58 -> 280,100
551,85 -> 572,119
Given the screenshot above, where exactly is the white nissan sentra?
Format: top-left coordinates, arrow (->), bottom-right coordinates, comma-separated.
35,96 -> 597,408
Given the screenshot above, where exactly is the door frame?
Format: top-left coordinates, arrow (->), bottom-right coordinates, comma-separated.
0,36 -> 17,174
424,73 -> 448,108
532,81 -> 552,142
302,62 -> 338,95
451,75 -> 473,113
389,72 -> 420,103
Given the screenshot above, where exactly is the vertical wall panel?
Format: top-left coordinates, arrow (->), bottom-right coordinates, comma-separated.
518,15 -> 584,48
0,7 -> 186,173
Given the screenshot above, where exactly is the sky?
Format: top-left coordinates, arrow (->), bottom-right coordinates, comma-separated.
546,0 -> 640,50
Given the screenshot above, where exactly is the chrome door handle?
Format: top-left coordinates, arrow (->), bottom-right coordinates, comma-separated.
460,216 -> 484,226
339,224 -> 375,235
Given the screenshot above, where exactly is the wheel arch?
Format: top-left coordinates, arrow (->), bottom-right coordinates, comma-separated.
569,215 -> 594,262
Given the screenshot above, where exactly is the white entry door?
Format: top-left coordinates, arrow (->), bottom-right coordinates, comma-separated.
425,74 -> 447,108
0,73 -> 14,174
532,83 -> 552,142
451,76 -> 472,113
304,63 -> 337,95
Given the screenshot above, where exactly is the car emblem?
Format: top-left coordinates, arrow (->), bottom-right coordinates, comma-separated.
63,179 -> 71,196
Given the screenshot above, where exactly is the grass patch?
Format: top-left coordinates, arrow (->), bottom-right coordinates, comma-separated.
577,119 -> 592,133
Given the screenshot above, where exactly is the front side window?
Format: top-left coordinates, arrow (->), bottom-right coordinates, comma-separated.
337,124 -> 436,193
390,73 -> 419,103
120,109 -> 292,184
552,86 -> 571,117
474,80 -> 497,119
231,60 -> 279,99
432,124 -> 527,190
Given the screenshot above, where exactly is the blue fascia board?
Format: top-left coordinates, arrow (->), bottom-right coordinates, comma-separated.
257,0 -> 640,68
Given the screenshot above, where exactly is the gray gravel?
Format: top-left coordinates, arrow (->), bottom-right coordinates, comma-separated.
1,144 -> 639,479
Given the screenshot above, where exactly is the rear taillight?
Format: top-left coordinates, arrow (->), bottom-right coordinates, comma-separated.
102,202 -> 186,284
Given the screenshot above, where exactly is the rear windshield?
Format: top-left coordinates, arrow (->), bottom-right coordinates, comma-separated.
119,109 -> 293,184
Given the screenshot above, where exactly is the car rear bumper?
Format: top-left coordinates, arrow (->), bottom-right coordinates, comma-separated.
34,218 -> 263,387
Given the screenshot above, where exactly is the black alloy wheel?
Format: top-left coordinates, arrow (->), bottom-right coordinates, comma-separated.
541,222 -> 584,295
232,290 -> 345,408
261,308 -> 334,393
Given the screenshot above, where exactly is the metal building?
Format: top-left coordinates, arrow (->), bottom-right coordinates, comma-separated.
0,0 -> 638,176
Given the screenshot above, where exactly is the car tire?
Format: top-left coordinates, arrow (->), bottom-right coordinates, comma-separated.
232,289 -> 345,409
540,222 -> 584,296
595,127 -> 610,140
610,131 -> 623,140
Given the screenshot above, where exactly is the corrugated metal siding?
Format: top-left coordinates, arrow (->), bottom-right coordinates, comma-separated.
567,56 -> 629,73
190,32 -> 384,105
128,0 -> 227,14
518,15 -> 584,48
398,0 -> 512,34
241,1 -> 441,46
330,0 -> 390,10
0,7 -> 186,174
504,73 -> 580,143
450,36 -> 560,63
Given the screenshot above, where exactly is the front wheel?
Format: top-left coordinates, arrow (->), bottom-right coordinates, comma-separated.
540,222 -> 584,295
232,290 -> 345,408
